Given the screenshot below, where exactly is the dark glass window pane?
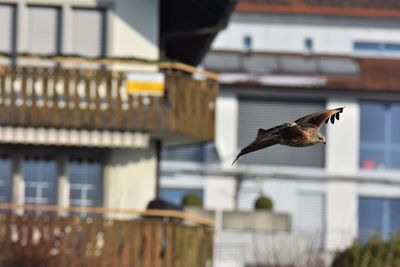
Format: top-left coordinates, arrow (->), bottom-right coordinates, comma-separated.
359,197 -> 384,242
23,158 -> 57,205
69,160 -> 102,209
162,144 -> 205,162
0,158 -> 12,203
354,42 -> 381,51
360,103 -> 385,143
359,197 -> 400,242
391,105 -> 400,144
70,189 -> 81,201
159,188 -> 203,206
390,151 -> 400,170
360,149 -> 385,169
386,43 -> 400,52
389,199 -> 400,235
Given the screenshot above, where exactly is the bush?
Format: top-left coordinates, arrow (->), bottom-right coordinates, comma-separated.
181,193 -> 202,207
331,234 -> 400,267
254,195 -> 273,211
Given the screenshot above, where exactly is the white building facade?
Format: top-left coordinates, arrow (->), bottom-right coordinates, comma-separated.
160,0 -> 400,262
0,0 -> 230,214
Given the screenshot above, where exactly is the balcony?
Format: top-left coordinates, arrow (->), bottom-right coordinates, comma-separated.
0,61 -> 218,146
0,204 -> 214,267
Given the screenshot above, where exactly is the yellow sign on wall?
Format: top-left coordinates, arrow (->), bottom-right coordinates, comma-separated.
126,72 -> 165,95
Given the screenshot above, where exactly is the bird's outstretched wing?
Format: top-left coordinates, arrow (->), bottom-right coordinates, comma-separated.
231,135 -> 278,165
295,107 -> 344,129
232,123 -> 305,165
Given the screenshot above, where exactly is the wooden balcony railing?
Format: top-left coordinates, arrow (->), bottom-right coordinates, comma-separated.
0,204 -> 214,267
0,65 -> 218,144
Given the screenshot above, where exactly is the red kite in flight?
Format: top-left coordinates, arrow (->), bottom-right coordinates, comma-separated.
232,107 -> 344,165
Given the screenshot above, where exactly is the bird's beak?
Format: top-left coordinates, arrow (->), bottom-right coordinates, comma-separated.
323,141 -> 326,144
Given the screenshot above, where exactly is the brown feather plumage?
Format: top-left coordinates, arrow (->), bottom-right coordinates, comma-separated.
232,107 -> 345,165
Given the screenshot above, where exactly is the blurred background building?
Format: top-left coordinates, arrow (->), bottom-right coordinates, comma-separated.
161,0 -> 400,266
0,0 -> 233,213
0,1 -> 240,265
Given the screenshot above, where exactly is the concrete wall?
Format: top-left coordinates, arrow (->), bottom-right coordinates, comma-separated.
214,230 -> 322,267
325,181 -> 357,251
213,13 -> 400,55
204,176 -> 236,210
184,207 -> 290,231
104,143 -> 157,211
215,92 -> 239,166
109,0 -> 159,60
326,99 -> 360,174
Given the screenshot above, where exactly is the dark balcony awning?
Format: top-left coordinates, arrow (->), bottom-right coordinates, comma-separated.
160,0 -> 237,66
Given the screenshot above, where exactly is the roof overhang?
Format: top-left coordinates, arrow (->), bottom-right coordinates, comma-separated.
204,50 -> 400,92
160,0 -> 237,66
0,127 -> 149,149
236,1 -> 400,18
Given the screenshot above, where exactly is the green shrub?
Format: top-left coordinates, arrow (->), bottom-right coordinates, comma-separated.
331,234 -> 400,267
181,193 -> 202,207
254,195 -> 273,211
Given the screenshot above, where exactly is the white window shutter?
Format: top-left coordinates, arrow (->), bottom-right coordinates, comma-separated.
28,6 -> 60,54
295,192 -> 325,249
72,8 -> 105,57
0,4 -> 14,52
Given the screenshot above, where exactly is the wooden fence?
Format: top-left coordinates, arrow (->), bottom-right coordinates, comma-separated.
0,210 -> 213,267
0,66 -> 217,142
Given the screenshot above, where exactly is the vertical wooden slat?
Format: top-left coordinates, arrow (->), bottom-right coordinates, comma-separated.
119,221 -> 131,267
51,68 -> 60,127
114,72 -> 123,130
0,66 -> 6,125
30,67 -> 38,127
94,71 -> 102,129
83,70 -> 92,128
19,67 -> 28,126
167,72 -> 178,132
138,96 -> 146,131
142,221 -> 153,267
41,68 -> 50,127
72,69 -> 81,129
105,71 -> 113,130
62,69 -> 71,129
132,221 -> 143,267
164,223 -> 174,267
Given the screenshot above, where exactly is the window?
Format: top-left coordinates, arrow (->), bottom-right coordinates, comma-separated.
295,192 -> 325,250
359,196 -> 400,242
162,143 -> 219,163
304,38 -> 313,53
238,98 -> 325,166
23,155 -> 57,205
69,156 -> 103,216
72,8 -> 106,57
0,4 -> 15,53
0,155 -> 12,203
360,102 -> 400,170
28,6 -> 61,54
243,35 -> 252,54
354,41 -> 400,55
160,188 -> 203,206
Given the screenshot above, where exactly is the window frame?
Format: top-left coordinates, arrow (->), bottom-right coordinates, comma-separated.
26,4 -> 62,54
358,195 -> 400,242
360,101 -> 400,171
71,7 -> 108,57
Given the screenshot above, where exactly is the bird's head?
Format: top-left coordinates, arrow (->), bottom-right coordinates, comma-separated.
316,133 -> 326,144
